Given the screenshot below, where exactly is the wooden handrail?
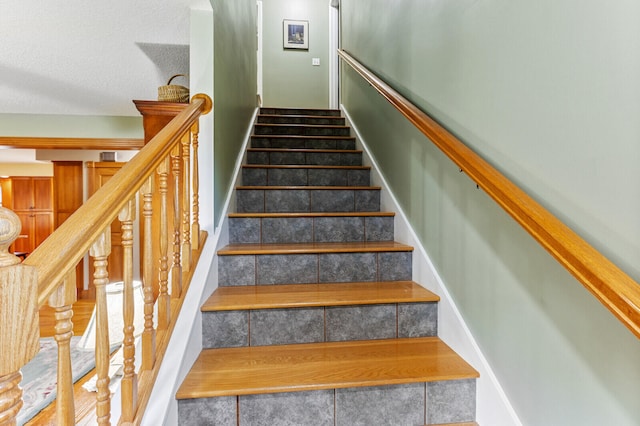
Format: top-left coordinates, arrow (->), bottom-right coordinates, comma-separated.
338,49 -> 640,339
24,98 -> 206,307
0,93 -> 212,426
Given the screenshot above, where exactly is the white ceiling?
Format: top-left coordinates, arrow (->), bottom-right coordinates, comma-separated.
0,0 -> 208,117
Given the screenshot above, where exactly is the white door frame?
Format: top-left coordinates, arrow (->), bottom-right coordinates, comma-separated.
256,0 -> 263,106
328,2 -> 340,109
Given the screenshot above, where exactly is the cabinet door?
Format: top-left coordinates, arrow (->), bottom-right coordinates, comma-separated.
13,212 -> 33,253
11,178 -> 34,210
34,212 -> 54,247
33,177 -> 53,210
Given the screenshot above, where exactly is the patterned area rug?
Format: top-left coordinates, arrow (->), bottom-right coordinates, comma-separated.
18,336 -> 96,425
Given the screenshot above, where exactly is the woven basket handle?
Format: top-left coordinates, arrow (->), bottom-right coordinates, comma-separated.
166,74 -> 187,85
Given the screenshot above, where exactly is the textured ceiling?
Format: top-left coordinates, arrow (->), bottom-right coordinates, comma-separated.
0,0 -> 206,117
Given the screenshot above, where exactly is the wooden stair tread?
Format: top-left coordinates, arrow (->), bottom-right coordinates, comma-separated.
176,337 -> 479,399
258,113 -> 343,119
228,212 -> 395,218
203,281 -> 439,311
254,123 -> 350,129
247,148 -> 361,154
243,164 -> 370,170
236,185 -> 380,190
217,241 -> 413,256
251,134 -> 355,140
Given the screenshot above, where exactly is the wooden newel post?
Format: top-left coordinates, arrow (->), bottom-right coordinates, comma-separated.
0,207 -> 39,425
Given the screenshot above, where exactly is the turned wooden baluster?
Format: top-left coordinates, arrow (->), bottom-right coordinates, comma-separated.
190,120 -> 201,251
157,157 -> 170,330
0,207 -> 39,426
49,272 -> 77,426
140,177 -> 156,370
118,199 -> 137,422
89,230 -> 112,426
181,131 -> 192,270
170,144 -> 183,298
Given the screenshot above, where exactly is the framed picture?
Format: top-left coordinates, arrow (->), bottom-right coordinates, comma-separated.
283,19 -> 309,50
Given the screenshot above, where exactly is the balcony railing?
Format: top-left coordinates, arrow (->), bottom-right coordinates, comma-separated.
0,93 -> 212,425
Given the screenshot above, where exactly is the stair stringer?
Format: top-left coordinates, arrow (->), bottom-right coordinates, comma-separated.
140,107 -> 259,426
341,105 -> 523,426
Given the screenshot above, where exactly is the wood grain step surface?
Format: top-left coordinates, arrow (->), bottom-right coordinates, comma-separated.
203,281 -> 439,311
176,337 -> 479,399
228,212 -> 395,218
247,147 -> 362,154
217,241 -> 413,256
242,164 -> 370,170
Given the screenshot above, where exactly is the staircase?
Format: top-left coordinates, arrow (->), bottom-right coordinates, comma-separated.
176,108 -> 479,425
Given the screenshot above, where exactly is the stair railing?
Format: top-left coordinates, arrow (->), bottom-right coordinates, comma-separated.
338,49 -> 640,339
0,93 -> 212,425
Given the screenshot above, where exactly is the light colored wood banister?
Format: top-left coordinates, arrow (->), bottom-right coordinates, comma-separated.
24,97 -> 208,308
338,49 -> 640,339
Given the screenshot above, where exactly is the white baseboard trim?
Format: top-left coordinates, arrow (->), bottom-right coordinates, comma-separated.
341,105 -> 522,426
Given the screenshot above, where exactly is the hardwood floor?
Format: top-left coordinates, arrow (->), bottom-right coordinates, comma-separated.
26,299 -> 97,425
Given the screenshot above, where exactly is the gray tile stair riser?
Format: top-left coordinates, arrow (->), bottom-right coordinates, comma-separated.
259,108 -> 341,116
242,167 -> 370,187
177,380 -> 476,425
247,150 -> 362,166
202,302 -> 438,349
254,124 -> 351,137
236,188 -> 380,213
257,116 -> 346,126
217,251 -> 412,286
229,216 -> 394,244
251,137 -> 356,150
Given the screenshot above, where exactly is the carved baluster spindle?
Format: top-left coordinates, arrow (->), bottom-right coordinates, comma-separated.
118,199 -> 137,422
157,157 -> 171,330
0,207 -> 39,426
89,230 -> 112,426
49,272 -> 77,426
170,144 -> 182,298
190,121 -> 201,250
140,177 -> 156,370
181,131 -> 192,269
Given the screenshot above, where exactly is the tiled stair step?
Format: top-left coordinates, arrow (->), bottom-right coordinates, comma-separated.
236,186 -> 381,213
228,212 -> 395,244
257,114 -> 346,126
242,164 -> 371,187
217,241 -> 413,286
176,338 -> 478,425
201,282 -> 439,349
254,123 -> 351,137
247,148 -> 362,166
259,107 -> 341,116
251,135 -> 356,150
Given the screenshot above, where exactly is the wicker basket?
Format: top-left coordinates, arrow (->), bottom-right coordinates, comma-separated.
158,74 -> 189,103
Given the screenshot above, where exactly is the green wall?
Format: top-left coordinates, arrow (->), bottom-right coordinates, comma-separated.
0,114 -> 142,138
211,0 -> 257,225
340,0 -> 640,425
262,0 -> 329,108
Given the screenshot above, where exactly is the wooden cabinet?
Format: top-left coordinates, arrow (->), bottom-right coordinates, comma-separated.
53,161 -> 85,296
4,177 -> 54,256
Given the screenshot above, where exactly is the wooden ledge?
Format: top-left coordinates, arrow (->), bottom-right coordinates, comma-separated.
235,185 -> 380,190
203,281 -> 439,311
176,337 -> 479,399
242,164 -> 370,170
217,241 -> 413,256
228,212 -> 395,218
